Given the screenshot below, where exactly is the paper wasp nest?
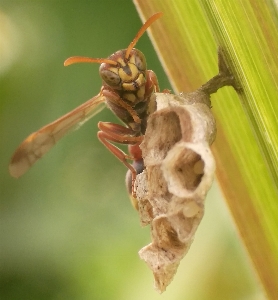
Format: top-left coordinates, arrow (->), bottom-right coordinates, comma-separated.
135,91 -> 216,293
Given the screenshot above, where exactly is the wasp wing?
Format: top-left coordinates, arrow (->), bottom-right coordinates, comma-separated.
9,93 -> 106,178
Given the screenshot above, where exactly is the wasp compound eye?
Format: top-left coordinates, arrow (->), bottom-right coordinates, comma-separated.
134,50 -> 147,71
99,67 -> 121,87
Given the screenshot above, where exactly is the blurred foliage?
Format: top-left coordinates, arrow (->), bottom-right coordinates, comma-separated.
1,1 -> 262,299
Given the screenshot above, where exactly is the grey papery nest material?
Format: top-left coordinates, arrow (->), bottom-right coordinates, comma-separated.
135,92 -> 216,292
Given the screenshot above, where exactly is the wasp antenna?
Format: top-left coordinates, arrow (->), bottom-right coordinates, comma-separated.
125,12 -> 163,59
64,56 -> 118,66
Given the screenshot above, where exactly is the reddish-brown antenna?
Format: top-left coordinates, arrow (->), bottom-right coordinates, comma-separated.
125,12 -> 163,59
64,56 -> 117,66
64,12 -> 163,67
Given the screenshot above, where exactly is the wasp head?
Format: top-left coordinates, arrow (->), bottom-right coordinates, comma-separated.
99,49 -> 147,92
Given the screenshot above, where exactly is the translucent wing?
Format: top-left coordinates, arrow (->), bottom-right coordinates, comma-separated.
9,93 -> 106,178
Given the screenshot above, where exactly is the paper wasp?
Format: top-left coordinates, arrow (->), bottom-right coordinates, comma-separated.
9,12 -> 163,204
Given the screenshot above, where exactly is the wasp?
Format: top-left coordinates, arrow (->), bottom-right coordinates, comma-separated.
9,12 -> 163,206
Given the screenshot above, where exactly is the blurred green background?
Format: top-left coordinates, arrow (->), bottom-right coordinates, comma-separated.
0,1 -> 263,299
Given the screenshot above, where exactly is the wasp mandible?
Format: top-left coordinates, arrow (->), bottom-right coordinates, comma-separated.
9,12 -> 163,201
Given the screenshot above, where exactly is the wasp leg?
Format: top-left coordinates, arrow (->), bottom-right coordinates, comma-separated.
146,71 -> 170,94
97,122 -> 143,197
146,70 -> 160,93
98,122 -> 143,144
101,89 -> 141,124
125,144 -> 144,210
